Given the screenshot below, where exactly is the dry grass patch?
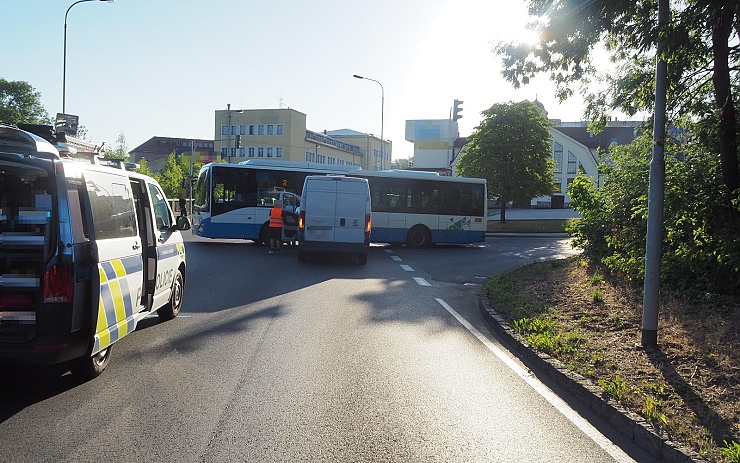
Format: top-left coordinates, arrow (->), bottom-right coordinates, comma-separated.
485,256 -> 740,462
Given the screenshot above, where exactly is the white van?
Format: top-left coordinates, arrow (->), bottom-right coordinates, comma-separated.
0,124 -> 190,379
298,175 -> 371,265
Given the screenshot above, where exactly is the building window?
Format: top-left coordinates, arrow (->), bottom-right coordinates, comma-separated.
258,125 -> 265,135
231,125 -> 237,135
239,148 -> 246,157
240,125 -> 247,135
266,147 -> 273,157
258,147 -> 264,157
230,148 -> 236,156
221,147 -> 227,156
568,151 -> 577,174
248,147 -> 255,157
267,125 -> 274,135
276,125 -> 284,135
249,125 -> 255,135
276,147 -> 283,157
553,142 -> 563,173
221,126 -> 228,136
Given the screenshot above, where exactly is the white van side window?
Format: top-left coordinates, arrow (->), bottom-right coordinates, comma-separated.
85,171 -> 137,240
147,183 -> 172,230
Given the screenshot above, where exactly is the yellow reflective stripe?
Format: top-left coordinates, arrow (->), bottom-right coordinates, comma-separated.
112,259 -> 126,278
108,279 -> 128,337
99,266 -> 108,284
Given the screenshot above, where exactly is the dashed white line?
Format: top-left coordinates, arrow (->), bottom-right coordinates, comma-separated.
391,255 -> 403,262
413,277 -> 431,286
400,265 -> 414,272
434,298 -> 638,463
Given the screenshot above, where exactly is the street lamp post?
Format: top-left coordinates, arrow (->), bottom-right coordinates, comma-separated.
353,74 -> 385,170
63,0 -> 114,115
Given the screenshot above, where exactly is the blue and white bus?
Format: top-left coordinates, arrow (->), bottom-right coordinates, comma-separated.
191,160 -> 487,247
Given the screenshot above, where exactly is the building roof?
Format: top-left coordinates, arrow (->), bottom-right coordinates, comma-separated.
552,124 -> 641,152
326,128 -> 367,137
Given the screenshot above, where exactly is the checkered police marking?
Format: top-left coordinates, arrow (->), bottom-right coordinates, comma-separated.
93,256 -> 144,354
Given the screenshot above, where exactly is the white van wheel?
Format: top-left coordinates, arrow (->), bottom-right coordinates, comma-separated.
158,269 -> 184,321
70,347 -> 111,380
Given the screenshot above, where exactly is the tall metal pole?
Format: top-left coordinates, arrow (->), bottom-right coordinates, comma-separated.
227,103 -> 232,164
63,0 -> 113,115
353,74 -> 385,170
642,0 -> 669,347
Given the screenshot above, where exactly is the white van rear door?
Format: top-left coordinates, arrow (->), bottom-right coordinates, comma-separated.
303,178 -> 336,243
334,179 -> 368,244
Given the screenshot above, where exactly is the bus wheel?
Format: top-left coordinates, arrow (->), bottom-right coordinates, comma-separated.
406,225 -> 431,249
158,268 -> 184,321
70,347 -> 111,380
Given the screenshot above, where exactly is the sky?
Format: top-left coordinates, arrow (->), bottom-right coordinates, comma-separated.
3,0 -> 597,160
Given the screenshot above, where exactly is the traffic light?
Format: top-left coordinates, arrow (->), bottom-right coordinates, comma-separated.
235,135 -> 241,149
453,99 -> 463,121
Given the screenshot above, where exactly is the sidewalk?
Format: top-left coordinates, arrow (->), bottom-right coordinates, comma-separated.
487,207 -> 582,221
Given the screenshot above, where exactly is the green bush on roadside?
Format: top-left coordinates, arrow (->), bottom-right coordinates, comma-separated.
566,133 -> 740,295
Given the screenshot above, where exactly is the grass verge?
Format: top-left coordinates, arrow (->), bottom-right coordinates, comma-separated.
484,255 -> 740,462
486,218 -> 575,233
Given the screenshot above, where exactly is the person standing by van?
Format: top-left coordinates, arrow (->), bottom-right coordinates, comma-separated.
269,201 -> 284,254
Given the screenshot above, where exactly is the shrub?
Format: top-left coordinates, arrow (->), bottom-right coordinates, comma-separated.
567,133 -> 740,295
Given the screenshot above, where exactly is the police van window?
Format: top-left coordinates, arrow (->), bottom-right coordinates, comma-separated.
147,183 -> 172,230
85,171 -> 137,240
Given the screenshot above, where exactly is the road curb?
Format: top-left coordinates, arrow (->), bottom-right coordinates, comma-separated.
477,291 -> 708,463
486,232 -> 570,238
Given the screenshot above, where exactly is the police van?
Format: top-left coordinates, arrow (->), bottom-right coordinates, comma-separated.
0,124 -> 190,379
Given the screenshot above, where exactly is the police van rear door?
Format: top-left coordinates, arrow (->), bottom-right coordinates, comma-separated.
84,169 -> 145,355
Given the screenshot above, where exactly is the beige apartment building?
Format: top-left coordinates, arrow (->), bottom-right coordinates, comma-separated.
214,108 -> 391,171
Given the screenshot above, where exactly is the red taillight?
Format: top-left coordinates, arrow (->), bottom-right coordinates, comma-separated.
365,214 -> 372,235
299,210 -> 305,233
44,263 -> 73,303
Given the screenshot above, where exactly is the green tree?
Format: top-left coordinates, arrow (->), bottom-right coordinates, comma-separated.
495,1 -> 739,193
0,78 -> 50,125
133,158 -> 154,177
156,152 -> 185,198
456,100 -> 554,222
107,132 -> 129,160
391,157 -> 412,169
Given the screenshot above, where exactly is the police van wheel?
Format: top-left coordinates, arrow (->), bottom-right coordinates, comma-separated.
70,348 -> 111,380
158,269 -> 184,321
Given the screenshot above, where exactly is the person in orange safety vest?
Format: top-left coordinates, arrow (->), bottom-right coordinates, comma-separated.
268,201 -> 284,254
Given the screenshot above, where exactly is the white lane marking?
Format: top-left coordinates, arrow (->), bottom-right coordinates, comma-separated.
413,277 -> 431,286
400,265 -> 414,272
384,249 -> 394,254
434,298 -> 638,463
391,256 -> 403,262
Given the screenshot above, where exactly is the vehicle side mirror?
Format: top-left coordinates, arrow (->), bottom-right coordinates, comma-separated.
175,215 -> 191,231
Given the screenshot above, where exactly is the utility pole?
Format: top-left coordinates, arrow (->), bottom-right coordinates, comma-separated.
641,0 -> 669,347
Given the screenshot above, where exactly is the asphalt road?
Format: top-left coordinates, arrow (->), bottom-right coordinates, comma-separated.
0,235 -> 656,463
